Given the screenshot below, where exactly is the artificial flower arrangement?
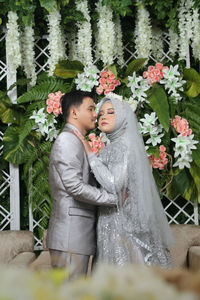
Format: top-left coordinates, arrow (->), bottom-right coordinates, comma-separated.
1,58 -> 200,217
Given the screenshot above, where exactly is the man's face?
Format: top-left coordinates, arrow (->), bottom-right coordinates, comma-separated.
75,97 -> 97,133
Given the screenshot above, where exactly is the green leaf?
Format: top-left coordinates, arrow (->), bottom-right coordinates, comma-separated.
17,78 -> 69,104
146,146 -> 159,157
189,163 -> 200,203
124,58 -> 147,77
173,168 -> 197,203
54,60 -> 84,79
148,84 -> 170,132
107,65 -> 117,77
39,0 -> 56,12
183,68 -> 200,98
0,94 -> 23,124
2,125 -> 34,165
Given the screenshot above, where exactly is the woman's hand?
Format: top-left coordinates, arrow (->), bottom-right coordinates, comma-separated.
73,130 -> 93,155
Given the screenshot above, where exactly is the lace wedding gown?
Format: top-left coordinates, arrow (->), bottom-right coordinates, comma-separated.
87,96 -> 173,268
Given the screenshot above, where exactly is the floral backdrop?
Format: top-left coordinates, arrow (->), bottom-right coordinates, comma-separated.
1,0 -> 200,231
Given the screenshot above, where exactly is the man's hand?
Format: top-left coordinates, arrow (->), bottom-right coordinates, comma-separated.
73,130 -> 93,155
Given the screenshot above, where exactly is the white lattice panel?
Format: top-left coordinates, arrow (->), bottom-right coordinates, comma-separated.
0,31 -> 199,249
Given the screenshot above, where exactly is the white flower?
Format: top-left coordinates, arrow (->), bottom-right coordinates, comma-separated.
30,108 -> 47,124
134,1 -> 152,60
46,127 -> 59,142
151,26 -> 163,61
75,65 -> 100,92
191,7 -> 200,60
146,132 -> 164,146
140,112 -> 157,128
95,0 -> 115,66
106,92 -> 123,102
76,0 -> 93,66
67,28 -> 78,61
114,16 -> 124,66
6,11 -> 21,75
127,72 -> 143,91
178,0 -> 194,61
172,134 -> 198,169
160,65 -> 186,102
21,24 -> 37,86
47,8 -> 66,76
125,97 -> 138,112
168,28 -> 179,57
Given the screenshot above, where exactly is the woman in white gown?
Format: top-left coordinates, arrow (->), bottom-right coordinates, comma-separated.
74,93 -> 174,268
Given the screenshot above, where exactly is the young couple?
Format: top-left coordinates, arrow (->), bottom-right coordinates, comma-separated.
46,90 -> 174,279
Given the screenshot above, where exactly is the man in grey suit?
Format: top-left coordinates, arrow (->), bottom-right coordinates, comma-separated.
46,90 -> 116,279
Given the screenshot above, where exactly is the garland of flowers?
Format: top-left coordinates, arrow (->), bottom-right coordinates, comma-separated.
178,0 -> 194,61
6,11 -> 21,75
134,1 -> 152,60
21,24 -> 37,86
76,0 -> 93,66
114,16 -> 124,67
151,27 -> 163,62
168,28 -> 179,58
47,8 -> 66,76
191,7 -> 200,61
67,28 -> 78,61
95,0 -> 115,66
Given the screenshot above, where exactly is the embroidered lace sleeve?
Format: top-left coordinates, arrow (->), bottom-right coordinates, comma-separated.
87,143 -> 128,195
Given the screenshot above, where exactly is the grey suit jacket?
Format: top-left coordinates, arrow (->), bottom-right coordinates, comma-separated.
46,123 -> 116,255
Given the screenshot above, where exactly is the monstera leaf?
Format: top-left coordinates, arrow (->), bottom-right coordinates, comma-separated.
0,92 -> 23,124
54,60 -> 84,78
2,123 -> 34,165
184,68 -> 200,98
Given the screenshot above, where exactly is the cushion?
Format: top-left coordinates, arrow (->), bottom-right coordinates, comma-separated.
169,224 -> 200,268
188,246 -> 200,271
0,230 -> 34,263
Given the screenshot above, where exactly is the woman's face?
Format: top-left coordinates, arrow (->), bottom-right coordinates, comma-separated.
98,101 -> 115,133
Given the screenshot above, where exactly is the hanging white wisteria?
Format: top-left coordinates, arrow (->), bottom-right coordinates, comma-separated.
114,16 -> 124,66
47,8 -> 66,76
21,24 -> 37,86
151,27 -> 163,61
168,28 -> 179,57
134,1 -> 152,60
6,11 -> 21,75
178,0 -> 194,61
67,28 -> 78,61
191,7 -> 200,61
76,0 -> 93,66
95,0 -> 115,66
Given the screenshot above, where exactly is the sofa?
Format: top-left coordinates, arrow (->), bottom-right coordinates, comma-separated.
30,224 -> 200,271
0,230 -> 35,267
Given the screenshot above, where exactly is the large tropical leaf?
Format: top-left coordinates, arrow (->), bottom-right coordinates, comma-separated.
189,162 -> 200,203
173,168 -> 197,203
17,78 -> 70,104
148,84 -> 170,132
0,92 -> 23,125
183,68 -> 200,98
124,58 -> 147,77
54,60 -> 84,78
3,125 -> 34,164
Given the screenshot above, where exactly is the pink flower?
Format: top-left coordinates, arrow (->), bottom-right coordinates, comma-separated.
88,133 -> 105,154
148,66 -> 155,72
155,62 -> 163,70
149,145 -> 168,170
143,62 -> 168,86
96,69 -> 121,96
96,86 -> 104,95
171,115 -> 192,137
89,133 -> 96,140
46,91 -> 64,116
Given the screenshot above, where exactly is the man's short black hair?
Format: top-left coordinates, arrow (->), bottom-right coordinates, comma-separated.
61,90 -> 94,122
